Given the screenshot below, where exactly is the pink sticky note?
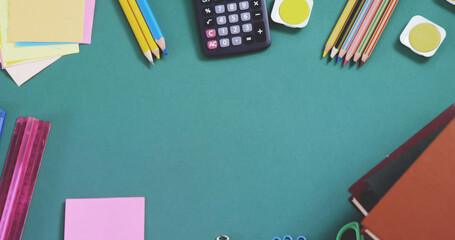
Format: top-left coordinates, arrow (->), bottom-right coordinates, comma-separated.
82,0 -> 96,44
0,55 -> 60,86
64,197 -> 145,240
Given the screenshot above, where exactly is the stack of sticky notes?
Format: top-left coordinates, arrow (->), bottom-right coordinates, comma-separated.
0,0 -> 96,86
347,103 -> 455,240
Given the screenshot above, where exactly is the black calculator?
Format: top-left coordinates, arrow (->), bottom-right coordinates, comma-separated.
195,0 -> 271,57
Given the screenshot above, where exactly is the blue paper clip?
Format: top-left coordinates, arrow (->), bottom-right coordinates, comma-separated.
273,238 -> 281,240
296,236 -> 306,240
283,235 -> 293,240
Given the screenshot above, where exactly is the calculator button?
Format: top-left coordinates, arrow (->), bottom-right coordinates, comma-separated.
232,36 -> 242,46
216,16 -> 227,25
207,40 -> 218,49
203,7 -> 214,16
239,1 -> 249,10
220,38 -> 230,47
230,25 -> 240,34
251,0 -> 261,8
228,14 -> 239,23
204,18 -> 215,27
252,11 -> 263,20
227,3 -> 237,12
201,0 -> 212,4
240,12 -> 251,21
254,22 -> 266,42
215,5 -> 225,14
244,35 -> 254,44
218,27 -> 228,36
206,29 -> 217,38
242,23 -> 252,33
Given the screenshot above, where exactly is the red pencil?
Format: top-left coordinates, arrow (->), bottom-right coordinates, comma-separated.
360,0 -> 399,67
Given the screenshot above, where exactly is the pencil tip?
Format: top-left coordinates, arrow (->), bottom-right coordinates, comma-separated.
343,60 -> 348,66
163,49 -> 168,55
359,61 -> 364,68
322,51 -> 327,58
145,51 -> 154,65
337,57 -> 342,63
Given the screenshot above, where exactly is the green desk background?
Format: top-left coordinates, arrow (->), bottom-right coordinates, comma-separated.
0,0 -> 453,239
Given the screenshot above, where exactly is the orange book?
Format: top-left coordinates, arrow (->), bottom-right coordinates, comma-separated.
362,119 -> 455,240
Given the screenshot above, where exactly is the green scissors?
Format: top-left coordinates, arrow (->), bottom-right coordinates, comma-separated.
336,222 -> 365,240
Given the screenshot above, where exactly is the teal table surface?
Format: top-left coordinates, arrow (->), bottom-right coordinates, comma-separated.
0,0 -> 453,239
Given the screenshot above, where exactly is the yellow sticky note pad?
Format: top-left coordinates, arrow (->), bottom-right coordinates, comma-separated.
7,0 -> 85,42
271,0 -> 313,28
0,0 -> 79,68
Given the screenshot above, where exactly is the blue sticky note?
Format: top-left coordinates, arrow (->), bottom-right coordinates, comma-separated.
15,42 -> 72,47
0,109 -> 5,142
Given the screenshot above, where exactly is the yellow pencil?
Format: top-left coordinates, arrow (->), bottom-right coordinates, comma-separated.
323,0 -> 359,58
119,0 -> 154,64
127,0 -> 160,59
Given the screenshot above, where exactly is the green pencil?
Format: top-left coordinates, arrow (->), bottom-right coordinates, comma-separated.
353,0 -> 390,62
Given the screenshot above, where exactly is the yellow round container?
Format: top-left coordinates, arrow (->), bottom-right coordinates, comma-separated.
271,0 -> 313,28
279,0 -> 310,25
409,23 -> 441,53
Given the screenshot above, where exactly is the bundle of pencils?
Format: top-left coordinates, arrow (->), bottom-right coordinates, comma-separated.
119,0 -> 167,65
322,0 -> 398,67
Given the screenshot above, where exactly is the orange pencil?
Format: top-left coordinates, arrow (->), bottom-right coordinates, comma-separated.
360,0 -> 399,67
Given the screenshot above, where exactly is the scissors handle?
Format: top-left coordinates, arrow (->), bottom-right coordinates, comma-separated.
336,222 -> 365,240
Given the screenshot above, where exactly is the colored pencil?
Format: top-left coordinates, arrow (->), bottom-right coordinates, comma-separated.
119,0 -> 154,64
338,0 -> 373,63
323,0 -> 359,58
330,0 -> 366,59
127,0 -> 160,59
136,0 -> 167,55
353,0 -> 390,62
360,0 -> 399,67
343,0 -> 383,66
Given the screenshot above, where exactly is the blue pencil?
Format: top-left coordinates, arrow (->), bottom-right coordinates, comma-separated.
337,0 -> 373,63
0,109 -> 5,144
136,0 -> 167,55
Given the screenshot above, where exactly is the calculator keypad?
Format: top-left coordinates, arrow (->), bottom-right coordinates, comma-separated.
196,0 -> 271,57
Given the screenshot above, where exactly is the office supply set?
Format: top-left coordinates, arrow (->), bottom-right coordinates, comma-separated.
0,0 -> 96,86
323,0 -> 447,67
0,1 -> 452,240
334,103 -> 455,240
119,0 -> 167,64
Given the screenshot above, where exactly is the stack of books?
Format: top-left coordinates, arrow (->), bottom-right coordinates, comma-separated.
348,104 -> 455,240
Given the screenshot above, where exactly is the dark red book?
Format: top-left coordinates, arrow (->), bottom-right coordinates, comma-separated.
348,104 -> 455,216
362,119 -> 455,240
